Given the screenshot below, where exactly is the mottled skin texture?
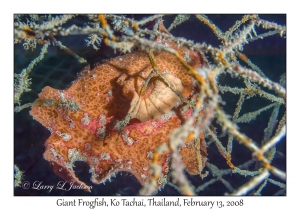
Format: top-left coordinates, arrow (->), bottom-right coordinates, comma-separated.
30,26 -> 208,191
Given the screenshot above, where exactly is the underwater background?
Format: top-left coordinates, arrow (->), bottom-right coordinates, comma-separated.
14,14 -> 286,196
